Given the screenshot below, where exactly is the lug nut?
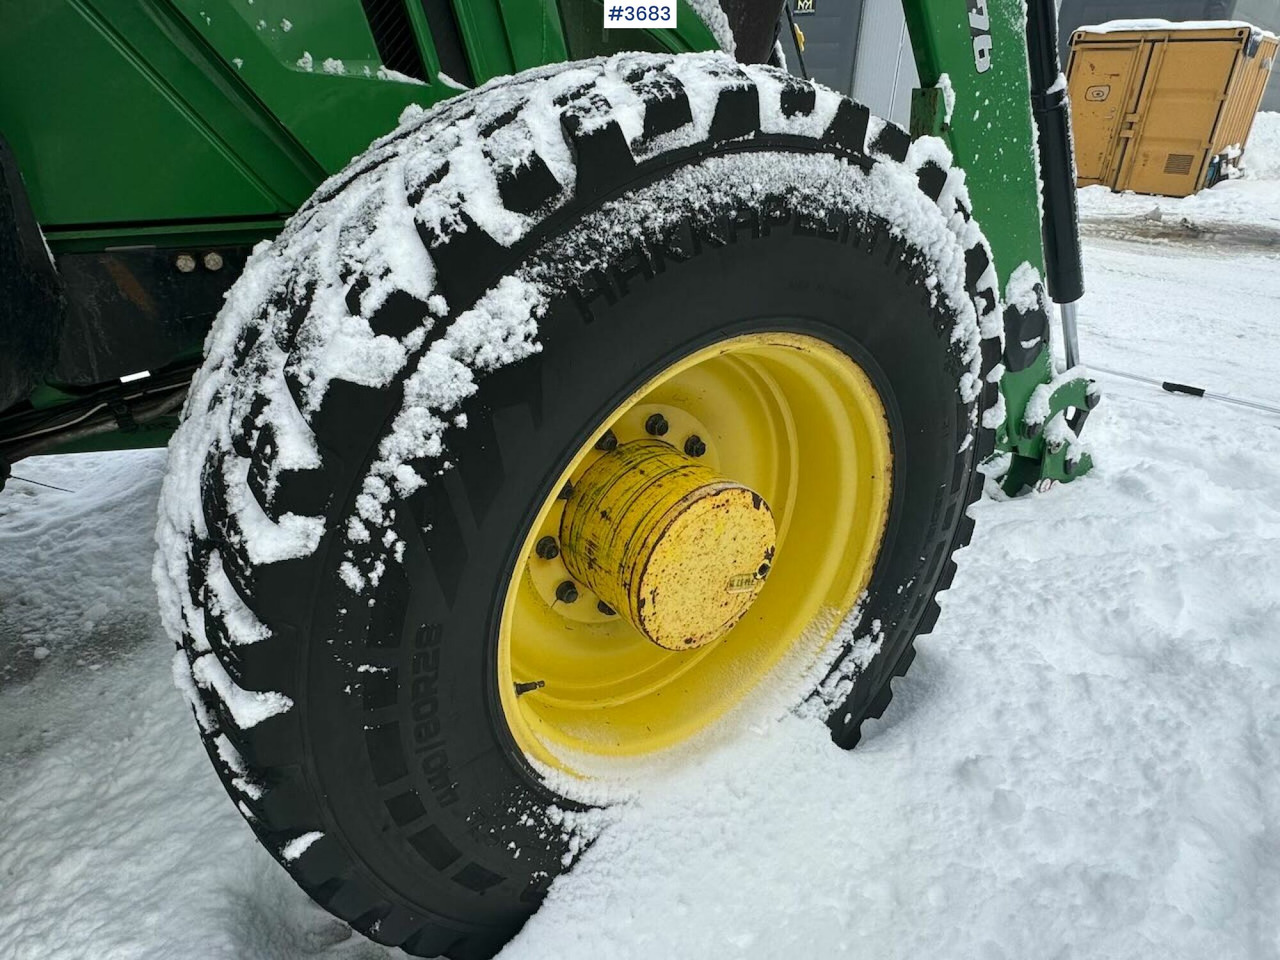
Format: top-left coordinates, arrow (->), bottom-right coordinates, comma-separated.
1024,420 -> 1043,439
597,600 -> 615,616
175,254 -> 196,273
645,413 -> 669,437
555,581 -> 579,604
595,429 -> 618,452
535,536 -> 559,560
683,435 -> 706,458
202,251 -> 224,271
557,481 -> 573,500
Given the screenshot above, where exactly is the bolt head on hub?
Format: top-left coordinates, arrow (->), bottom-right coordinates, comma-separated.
595,430 -> 618,451
535,536 -> 559,560
645,413 -> 669,437
683,435 -> 706,457
555,581 -> 579,604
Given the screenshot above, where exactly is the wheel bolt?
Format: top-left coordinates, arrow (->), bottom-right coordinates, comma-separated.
683,435 -> 706,458
595,429 -> 618,452
202,251 -> 224,271
555,581 -> 579,604
1025,420 -> 1043,439
557,481 -> 573,500
645,413 -> 669,437
535,536 -> 559,560
175,254 -> 196,273
597,600 -> 615,616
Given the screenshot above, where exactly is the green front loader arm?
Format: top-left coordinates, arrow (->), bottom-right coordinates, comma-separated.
903,0 -> 1094,489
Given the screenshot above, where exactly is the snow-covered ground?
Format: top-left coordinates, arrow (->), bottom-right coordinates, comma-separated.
4,128 -> 1280,959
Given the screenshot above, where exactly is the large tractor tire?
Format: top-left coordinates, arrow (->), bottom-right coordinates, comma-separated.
155,52 -> 1001,958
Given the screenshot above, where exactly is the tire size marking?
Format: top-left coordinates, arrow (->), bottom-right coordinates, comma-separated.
968,0 -> 992,74
411,623 -> 459,807
568,207 -> 799,324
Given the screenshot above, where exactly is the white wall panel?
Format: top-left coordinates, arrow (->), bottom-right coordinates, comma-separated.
850,0 -> 920,127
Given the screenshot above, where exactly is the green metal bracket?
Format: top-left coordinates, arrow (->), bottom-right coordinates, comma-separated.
909,86 -> 948,138
1003,371 -> 1098,490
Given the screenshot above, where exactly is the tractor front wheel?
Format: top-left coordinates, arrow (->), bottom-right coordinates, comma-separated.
155,53 -> 1000,958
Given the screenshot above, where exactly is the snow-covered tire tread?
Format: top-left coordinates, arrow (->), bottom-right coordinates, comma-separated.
154,52 -> 1004,956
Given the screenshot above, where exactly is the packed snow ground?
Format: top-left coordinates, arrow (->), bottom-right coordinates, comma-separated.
4,139 -> 1280,960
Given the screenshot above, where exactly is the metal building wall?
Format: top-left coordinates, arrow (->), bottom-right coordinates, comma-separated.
785,1 -> 864,95
850,0 -> 919,127
1234,0 -> 1280,108
776,0 -> 919,128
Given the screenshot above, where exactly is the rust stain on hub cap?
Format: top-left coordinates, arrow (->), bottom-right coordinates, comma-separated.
560,439 -> 775,650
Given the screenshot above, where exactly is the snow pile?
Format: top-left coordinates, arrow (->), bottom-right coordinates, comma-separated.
1240,110 -> 1280,180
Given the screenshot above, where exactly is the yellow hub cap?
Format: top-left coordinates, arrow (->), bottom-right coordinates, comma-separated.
560,439 -> 776,651
498,333 -> 893,775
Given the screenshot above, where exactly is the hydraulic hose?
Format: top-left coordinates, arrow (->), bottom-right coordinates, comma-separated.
1026,0 -> 1084,305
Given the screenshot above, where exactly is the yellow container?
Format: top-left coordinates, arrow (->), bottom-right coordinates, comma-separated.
1067,21 -> 1278,197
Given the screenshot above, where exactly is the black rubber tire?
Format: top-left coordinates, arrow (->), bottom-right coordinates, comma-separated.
156,53 -> 1001,958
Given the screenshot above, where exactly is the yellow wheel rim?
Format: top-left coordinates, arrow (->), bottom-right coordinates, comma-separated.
497,333 -> 893,776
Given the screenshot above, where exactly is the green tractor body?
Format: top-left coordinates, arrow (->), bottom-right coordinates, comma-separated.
1,0 -> 1092,488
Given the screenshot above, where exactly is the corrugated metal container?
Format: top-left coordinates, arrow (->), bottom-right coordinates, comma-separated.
1067,20 -> 1277,196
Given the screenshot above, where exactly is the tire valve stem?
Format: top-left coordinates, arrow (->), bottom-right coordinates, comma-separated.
535,536 -> 560,560
645,413 -> 669,437
683,435 -> 706,457
514,679 -> 546,697
555,580 -> 579,604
